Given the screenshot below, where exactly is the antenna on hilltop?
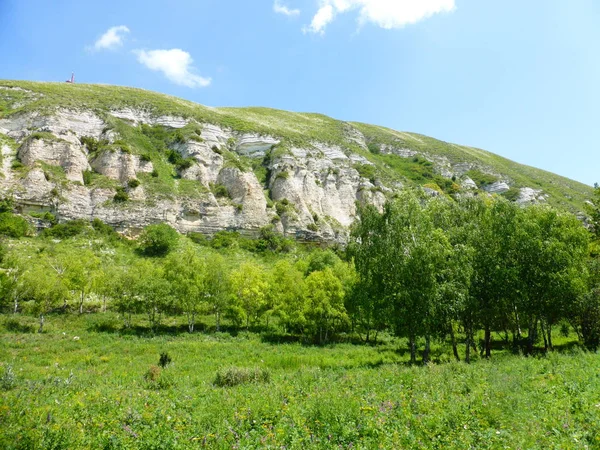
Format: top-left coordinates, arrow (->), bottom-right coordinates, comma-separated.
65,73 -> 75,84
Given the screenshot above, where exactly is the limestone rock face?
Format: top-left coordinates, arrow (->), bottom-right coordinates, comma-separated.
90,150 -> 151,183
18,137 -> 90,183
0,106 -> 553,243
484,181 -> 510,194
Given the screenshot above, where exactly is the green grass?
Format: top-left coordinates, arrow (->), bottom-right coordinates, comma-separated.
1,313 -> 599,449
0,80 -> 593,213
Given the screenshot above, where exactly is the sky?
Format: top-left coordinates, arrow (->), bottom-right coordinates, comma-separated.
1,0 -> 599,186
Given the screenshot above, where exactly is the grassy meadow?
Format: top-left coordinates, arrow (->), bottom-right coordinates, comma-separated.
1,313 -> 600,449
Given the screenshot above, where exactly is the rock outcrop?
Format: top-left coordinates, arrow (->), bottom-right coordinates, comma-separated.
0,99 -> 561,241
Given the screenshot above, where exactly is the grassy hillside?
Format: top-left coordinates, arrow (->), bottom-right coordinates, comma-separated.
1,314 -> 598,449
0,80 -> 593,211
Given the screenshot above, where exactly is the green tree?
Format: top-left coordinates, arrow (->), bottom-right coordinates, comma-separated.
22,260 -> 67,332
303,268 -> 348,344
138,223 -> 179,257
165,247 -> 207,333
269,260 -> 306,333
204,253 -> 230,332
61,248 -> 101,314
229,261 -> 268,329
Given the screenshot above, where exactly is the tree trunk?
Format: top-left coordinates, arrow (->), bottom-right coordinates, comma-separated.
484,325 -> 491,358
423,335 -> 431,365
13,297 -> 18,314
38,314 -> 44,333
449,322 -> 460,362
540,320 -> 548,352
215,310 -> 221,332
465,335 -> 471,364
102,296 -> 107,313
547,323 -> 553,350
79,292 -> 84,314
188,312 -> 195,333
409,334 -> 417,365
527,318 -> 537,355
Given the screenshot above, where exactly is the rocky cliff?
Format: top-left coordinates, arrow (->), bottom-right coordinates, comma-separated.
0,81 -> 593,241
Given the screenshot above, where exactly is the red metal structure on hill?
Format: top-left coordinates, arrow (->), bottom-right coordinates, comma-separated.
65,73 -> 75,83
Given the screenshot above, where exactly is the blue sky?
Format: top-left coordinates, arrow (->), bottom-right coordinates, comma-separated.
1,0 -> 599,186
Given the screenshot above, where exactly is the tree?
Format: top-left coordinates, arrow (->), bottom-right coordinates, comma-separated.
134,260 -> 172,331
165,247 -> 207,333
303,268 -> 348,344
204,253 -> 230,332
138,223 -> 179,257
229,262 -> 268,329
586,183 -> 600,244
22,260 -> 67,332
61,248 -> 101,314
517,205 -> 589,352
269,260 -> 305,333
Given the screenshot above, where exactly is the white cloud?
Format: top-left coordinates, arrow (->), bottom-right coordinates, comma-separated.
303,4 -> 334,34
304,0 -> 455,34
274,0 -> 300,16
135,49 -> 211,88
93,25 -> 130,51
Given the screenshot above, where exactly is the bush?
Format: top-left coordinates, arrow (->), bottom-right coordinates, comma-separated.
82,170 -> 93,186
143,365 -> 174,390
0,212 -> 31,238
140,154 -> 152,163
0,364 -> 17,391
138,223 -> 179,257
211,183 -> 230,198
151,169 -> 159,178
159,352 -> 172,368
127,179 -> 140,189
367,142 -> 381,154
354,164 -> 377,183
214,367 -> 270,387
114,187 -> 129,203
0,197 -> 14,213
11,160 -> 23,170
42,219 -> 88,239
91,218 -> 116,236
187,232 -> 208,245
307,223 -> 319,232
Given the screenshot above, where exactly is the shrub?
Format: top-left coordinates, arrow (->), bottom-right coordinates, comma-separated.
91,218 -> 116,236
354,164 -> 377,183
151,169 -> 159,178
138,223 -> 179,257
214,367 -> 270,387
159,352 -> 172,368
275,171 -> 289,181
211,183 -> 230,198
187,232 -> 208,245
0,197 -> 14,213
114,187 -> 129,203
211,145 -> 222,155
0,364 -> 17,391
82,170 -> 93,186
143,365 -> 174,390
140,154 -> 152,163
502,187 -> 521,202
0,212 -> 31,238
127,179 -> 140,189
42,219 -> 88,239
307,223 -> 319,232
11,160 -> 23,170
466,169 -> 498,188
367,142 -> 381,154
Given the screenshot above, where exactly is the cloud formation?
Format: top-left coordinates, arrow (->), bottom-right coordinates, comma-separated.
135,49 -> 211,88
93,25 -> 130,50
274,0 -> 300,16
304,0 -> 456,34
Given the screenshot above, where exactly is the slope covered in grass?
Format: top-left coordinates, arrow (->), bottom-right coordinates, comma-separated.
1,314 -> 598,449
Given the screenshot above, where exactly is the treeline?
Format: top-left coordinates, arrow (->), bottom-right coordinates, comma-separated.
1,186 -> 600,364
350,191 -> 599,363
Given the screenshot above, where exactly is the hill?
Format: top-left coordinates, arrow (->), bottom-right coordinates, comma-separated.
0,80 -> 593,241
